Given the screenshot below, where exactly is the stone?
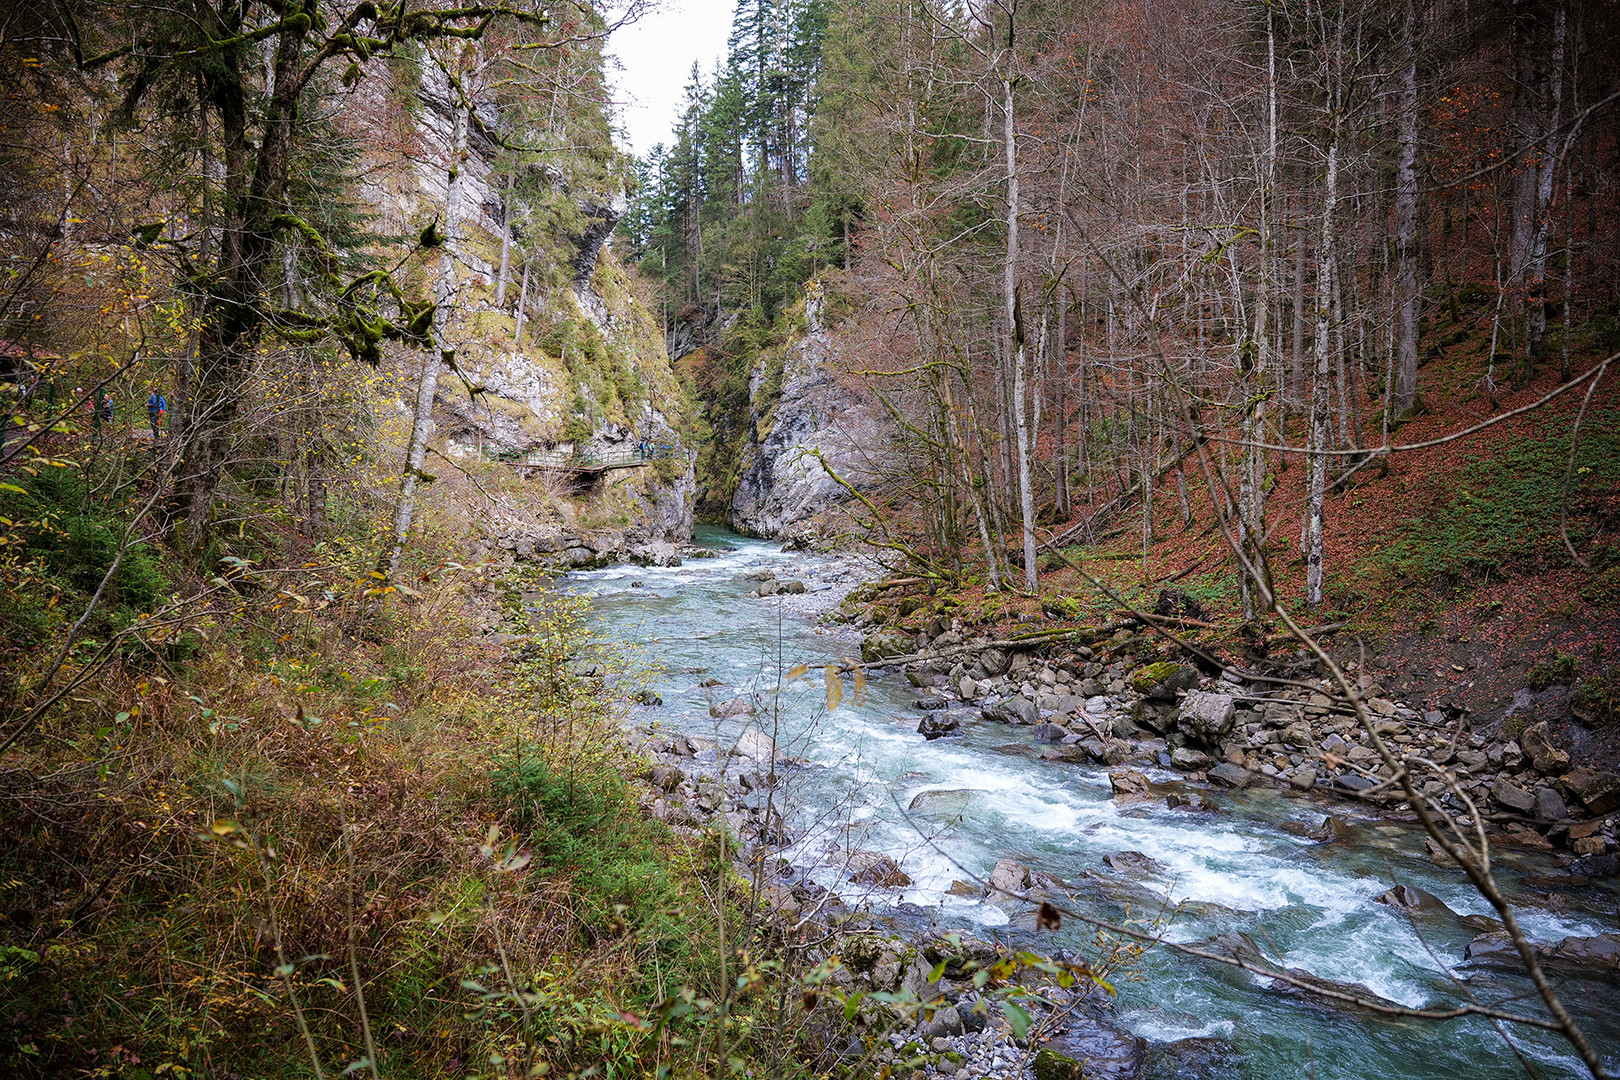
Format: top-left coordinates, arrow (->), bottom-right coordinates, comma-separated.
1207,762 -> 1252,788
1290,767 -> 1318,790
1033,1049 -> 1084,1080
1520,721 -> 1571,774
731,730 -> 776,761
979,648 -> 1011,676
711,697 -> 756,718
1492,777 -> 1537,814
919,1004 -> 964,1038
917,713 -> 960,740
1032,722 -> 1070,743
1535,786 -> 1570,823
563,545 -> 599,567
649,765 -> 684,791
1572,836 -> 1608,856
1109,769 -> 1154,802
1559,770 -> 1620,815
907,789 -> 977,821
959,676 -> 979,700
914,695 -> 949,711
1376,884 -> 1455,915
1104,850 -> 1160,875
861,631 -> 913,664
987,857 -> 1032,895
1130,661 -> 1201,701
1177,691 -> 1238,745
982,696 -> 1040,725
848,851 -> 911,887
1170,746 -> 1213,770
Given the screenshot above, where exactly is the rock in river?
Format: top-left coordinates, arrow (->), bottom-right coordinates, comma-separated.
1177,691 -> 1237,744
982,696 -> 1040,725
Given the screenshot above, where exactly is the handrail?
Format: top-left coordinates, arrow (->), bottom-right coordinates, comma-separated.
481,444 -> 675,468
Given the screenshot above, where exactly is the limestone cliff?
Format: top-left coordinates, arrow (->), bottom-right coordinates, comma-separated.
729,286 -> 887,540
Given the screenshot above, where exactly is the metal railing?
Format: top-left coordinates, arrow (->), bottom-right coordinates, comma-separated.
483,445 -> 675,469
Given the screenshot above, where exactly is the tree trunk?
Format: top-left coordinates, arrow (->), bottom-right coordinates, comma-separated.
1003,74 -> 1038,593
1307,140 -> 1338,611
1392,0 -> 1421,419
386,60 -> 467,574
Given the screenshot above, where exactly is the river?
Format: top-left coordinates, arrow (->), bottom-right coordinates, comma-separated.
565,526 -> 1619,1079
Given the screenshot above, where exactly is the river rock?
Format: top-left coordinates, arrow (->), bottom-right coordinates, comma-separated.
980,647 -> 1011,676
917,713 -> 959,740
711,697 -> 756,718
983,696 -> 1040,725
1105,850 -> 1160,875
1535,785 -> 1570,822
1131,661 -> 1201,701
919,1004 -> 964,1038
848,851 -> 911,887
1054,1016 -> 1146,1080
1110,769 -> 1154,802
1170,746 -> 1213,770
1142,1035 -> 1244,1080
1178,692 -> 1237,745
1206,762 -> 1252,788
1375,884 -> 1455,915
563,544 -> 600,567
1520,721 -> 1570,774
1033,722 -> 1070,743
1033,1049 -> 1084,1080
1491,777 -> 1537,813
907,789 -> 977,821
861,630 -> 912,663
1466,932 -> 1620,976
731,730 -> 776,761
649,765 -> 684,791
1559,769 -> 1620,815
986,857 -> 1032,895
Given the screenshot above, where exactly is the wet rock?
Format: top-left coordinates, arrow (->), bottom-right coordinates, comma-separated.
711,697 -> 756,718
1466,932 -> 1620,976
1033,722 -> 1070,743
907,788 -> 977,821
1375,884 -> 1455,916
917,713 -> 960,740
1105,851 -> 1160,875
848,851 -> 912,888
1491,777 -> 1537,813
1166,791 -> 1215,811
1289,766 -> 1318,790
1054,1016 -> 1147,1080
982,696 -> 1040,725
1178,692 -> 1238,745
1520,721 -> 1570,774
1198,932 -> 1406,1012
1131,661 -> 1201,701
1142,1036 -> 1245,1080
987,857 -> 1032,896
1570,852 -> 1619,877
1110,769 -> 1155,802
1206,762 -> 1252,789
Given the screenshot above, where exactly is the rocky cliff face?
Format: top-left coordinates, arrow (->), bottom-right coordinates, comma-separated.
729,287 -> 888,540
372,56 -> 695,562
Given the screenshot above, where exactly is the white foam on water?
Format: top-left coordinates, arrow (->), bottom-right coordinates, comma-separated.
1118,1010 -> 1235,1043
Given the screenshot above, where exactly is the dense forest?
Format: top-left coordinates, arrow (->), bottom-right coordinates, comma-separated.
2,0 -> 1618,1077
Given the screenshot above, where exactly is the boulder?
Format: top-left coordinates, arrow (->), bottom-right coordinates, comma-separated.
563,545 -> 600,568
1520,721 -> 1570,774
1105,851 -> 1160,875
1177,691 -> 1238,745
1289,767 -> 1318,791
919,1004 -> 964,1038
1131,661 -> 1202,701
1375,884 -> 1455,916
982,696 -> 1040,725
1558,769 -> 1620,815
711,697 -> 756,718
1033,722 -> 1070,743
1467,932 -> 1620,977
1170,746 -> 1213,770
1033,1049 -> 1084,1080
1109,769 -> 1155,802
917,713 -> 960,740
907,789 -> 977,822
847,851 -> 911,888
1534,785 -> 1570,823
979,647 -> 1011,676
649,765 -> 684,791
1491,777 -> 1537,813
860,631 -> 912,664
731,730 -> 776,761
987,857 -> 1032,895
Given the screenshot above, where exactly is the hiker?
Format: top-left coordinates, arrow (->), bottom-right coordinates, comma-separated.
146,389 -> 167,439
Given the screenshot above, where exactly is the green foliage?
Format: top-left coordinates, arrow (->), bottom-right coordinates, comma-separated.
1527,651 -> 1579,690
1373,409 -> 1620,585
1572,668 -> 1620,727
0,467 -> 169,615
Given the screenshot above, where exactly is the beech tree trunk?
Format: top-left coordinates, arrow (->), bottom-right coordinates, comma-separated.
1392,0 -> 1421,419
1003,73 -> 1039,593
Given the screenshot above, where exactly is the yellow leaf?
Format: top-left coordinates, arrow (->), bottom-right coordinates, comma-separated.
786,663 -> 808,681
824,666 -> 842,713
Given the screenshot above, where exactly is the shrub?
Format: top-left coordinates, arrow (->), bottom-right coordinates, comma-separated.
1572,668 -> 1620,727
1526,651 -> 1579,691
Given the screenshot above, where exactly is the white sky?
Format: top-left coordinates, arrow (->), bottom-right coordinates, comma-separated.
607,0 -> 737,158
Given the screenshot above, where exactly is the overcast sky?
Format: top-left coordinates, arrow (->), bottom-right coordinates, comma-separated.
607,0 -> 737,158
